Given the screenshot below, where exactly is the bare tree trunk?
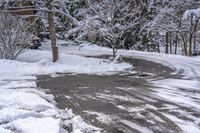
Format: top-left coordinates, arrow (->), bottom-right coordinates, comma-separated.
181,34 -> 188,56
189,32 -> 193,56
193,31 -> 196,50
47,5 -> 58,62
175,33 -> 178,54
169,32 -> 172,54
188,16 -> 194,56
157,43 -> 160,53
193,18 -> 199,50
165,32 -> 169,54
178,11 -> 186,55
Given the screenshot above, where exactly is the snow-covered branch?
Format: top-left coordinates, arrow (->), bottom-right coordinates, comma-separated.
0,11 -> 31,60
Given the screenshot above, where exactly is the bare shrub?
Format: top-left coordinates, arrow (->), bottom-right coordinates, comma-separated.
0,11 -> 31,60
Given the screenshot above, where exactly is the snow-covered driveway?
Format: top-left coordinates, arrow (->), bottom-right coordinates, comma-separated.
1,47 -> 132,133
37,56 -> 200,133
60,43 -> 200,110
1,41 -> 200,133
38,42 -> 200,133
59,42 -> 200,79
0,71 -> 102,133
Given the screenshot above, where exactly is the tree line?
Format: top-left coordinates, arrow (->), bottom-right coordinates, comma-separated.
0,0 -> 200,61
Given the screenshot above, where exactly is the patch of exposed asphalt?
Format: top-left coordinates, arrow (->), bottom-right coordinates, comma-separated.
37,57 -> 199,133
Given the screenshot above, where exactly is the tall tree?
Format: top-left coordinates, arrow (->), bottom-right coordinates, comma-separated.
147,0 -> 200,55
67,0 -> 147,56
183,7 -> 200,56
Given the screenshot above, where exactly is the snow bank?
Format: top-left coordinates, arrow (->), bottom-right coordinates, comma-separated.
4,117 -> 60,133
0,85 -> 101,133
1,42 -> 129,132
0,89 -> 54,111
0,88 -> 60,133
16,49 -> 132,76
62,43 -> 200,79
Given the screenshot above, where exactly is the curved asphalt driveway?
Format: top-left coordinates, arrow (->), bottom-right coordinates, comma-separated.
37,57 -> 200,133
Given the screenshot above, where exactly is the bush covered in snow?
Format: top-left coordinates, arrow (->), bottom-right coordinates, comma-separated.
0,11 -> 31,60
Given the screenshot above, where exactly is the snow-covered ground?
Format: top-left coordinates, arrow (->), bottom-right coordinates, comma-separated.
1,40 -> 200,133
55,41 -> 200,133
57,42 -> 200,79
1,43 -> 133,133
68,43 -> 200,108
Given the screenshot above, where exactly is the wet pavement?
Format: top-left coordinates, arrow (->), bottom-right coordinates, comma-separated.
37,58 -> 200,133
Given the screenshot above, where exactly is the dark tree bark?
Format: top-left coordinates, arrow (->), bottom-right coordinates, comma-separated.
193,31 -> 197,50
175,33 -> 178,54
189,32 -> 193,56
188,16 -> 193,56
165,32 -> 169,54
169,32 -> 172,54
181,33 -> 188,56
193,18 -> 199,50
157,43 -> 160,53
47,5 -> 58,62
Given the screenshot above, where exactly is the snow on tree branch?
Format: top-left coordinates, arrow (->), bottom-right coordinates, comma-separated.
0,11 -> 31,60
183,8 -> 200,20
